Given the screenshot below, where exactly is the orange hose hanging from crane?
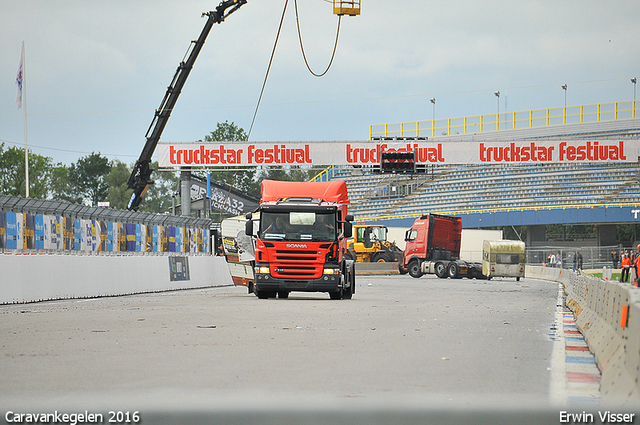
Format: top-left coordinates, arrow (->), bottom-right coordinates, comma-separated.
294,0 -> 342,78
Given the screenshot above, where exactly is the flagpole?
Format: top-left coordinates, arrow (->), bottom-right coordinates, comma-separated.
22,41 -> 29,198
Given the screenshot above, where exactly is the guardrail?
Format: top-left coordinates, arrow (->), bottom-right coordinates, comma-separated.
371,100 -> 639,139
0,195 -> 212,255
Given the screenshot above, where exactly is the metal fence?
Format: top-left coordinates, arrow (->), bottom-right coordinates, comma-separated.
526,245 -> 632,271
0,195 -> 213,255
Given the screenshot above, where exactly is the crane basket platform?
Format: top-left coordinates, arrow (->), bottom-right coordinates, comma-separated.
333,0 -> 360,16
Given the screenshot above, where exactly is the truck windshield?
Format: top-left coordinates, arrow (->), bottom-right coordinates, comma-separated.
260,211 -> 337,242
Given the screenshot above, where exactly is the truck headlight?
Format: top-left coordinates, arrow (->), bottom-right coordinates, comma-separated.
256,266 -> 270,274
323,268 -> 339,275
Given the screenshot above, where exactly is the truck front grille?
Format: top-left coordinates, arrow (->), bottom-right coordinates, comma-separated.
271,249 -> 322,278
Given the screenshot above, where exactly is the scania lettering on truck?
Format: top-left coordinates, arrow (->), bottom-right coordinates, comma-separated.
245,180 -> 355,299
403,213 -> 485,279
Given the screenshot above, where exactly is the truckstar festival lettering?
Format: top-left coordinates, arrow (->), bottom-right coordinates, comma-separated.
168,144 -> 312,165
157,140 -> 636,167
479,141 -> 627,163
346,143 -> 445,164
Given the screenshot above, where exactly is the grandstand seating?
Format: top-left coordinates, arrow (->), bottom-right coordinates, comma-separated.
338,162 -> 640,220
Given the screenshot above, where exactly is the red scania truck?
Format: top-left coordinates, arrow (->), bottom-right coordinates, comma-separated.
403,213 -> 485,279
245,180 -> 355,299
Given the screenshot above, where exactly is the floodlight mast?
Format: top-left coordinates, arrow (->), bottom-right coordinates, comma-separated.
127,0 -> 247,211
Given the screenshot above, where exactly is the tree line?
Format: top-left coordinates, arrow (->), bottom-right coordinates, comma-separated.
0,122 -> 320,214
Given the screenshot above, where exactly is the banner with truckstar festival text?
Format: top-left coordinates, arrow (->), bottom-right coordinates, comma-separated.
157,140 -> 639,167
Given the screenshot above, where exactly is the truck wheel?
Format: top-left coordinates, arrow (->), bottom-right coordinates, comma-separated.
447,262 -> 460,279
329,291 -> 342,300
255,289 -> 268,299
350,268 -> 356,295
278,291 -> 289,299
434,262 -> 447,278
372,252 -> 393,262
408,260 -> 423,278
342,284 -> 353,299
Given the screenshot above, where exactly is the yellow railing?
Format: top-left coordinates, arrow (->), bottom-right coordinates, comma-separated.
370,101 -> 639,139
310,167 -> 334,182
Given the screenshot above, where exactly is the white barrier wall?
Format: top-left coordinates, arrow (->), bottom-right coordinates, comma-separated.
0,254 -> 234,304
526,265 -> 640,407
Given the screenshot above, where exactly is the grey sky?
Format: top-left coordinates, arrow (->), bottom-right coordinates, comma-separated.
1,0 -> 638,165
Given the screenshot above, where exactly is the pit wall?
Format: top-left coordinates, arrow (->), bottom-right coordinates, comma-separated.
526,265 -> 640,407
0,254 -> 233,304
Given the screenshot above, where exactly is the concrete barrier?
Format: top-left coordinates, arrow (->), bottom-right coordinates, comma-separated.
354,261 -> 400,275
0,254 -> 233,304
526,265 -> 640,407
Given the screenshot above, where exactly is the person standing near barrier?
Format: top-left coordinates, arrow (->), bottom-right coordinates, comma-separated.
631,250 -> 637,284
621,253 -> 631,283
577,251 -> 583,274
634,245 -> 640,287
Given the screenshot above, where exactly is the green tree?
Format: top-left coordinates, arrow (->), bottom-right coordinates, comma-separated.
0,143 -> 57,199
105,160 -> 133,210
140,162 -> 179,214
199,121 -> 260,198
69,153 -> 112,206
49,164 -> 77,203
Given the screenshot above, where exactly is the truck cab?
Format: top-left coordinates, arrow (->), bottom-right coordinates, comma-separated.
246,180 -> 355,299
403,213 -> 485,279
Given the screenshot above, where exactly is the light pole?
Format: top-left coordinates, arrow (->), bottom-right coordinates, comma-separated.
430,98 -> 436,121
633,78 -> 637,119
561,84 -> 568,124
494,91 -> 500,130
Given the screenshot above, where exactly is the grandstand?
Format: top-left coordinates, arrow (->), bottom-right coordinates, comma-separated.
342,160 -> 640,219
314,101 -> 640,225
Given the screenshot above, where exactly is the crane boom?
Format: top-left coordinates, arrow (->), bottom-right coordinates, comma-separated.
127,0 -> 247,211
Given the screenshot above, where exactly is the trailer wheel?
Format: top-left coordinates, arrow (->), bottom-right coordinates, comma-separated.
408,259 -> 423,278
447,262 -> 460,279
434,262 -> 447,278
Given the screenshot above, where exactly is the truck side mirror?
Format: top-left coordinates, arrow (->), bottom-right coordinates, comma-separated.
245,214 -> 253,236
344,221 -> 353,238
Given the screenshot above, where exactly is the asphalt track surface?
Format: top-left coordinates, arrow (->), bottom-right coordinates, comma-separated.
0,274 -> 594,424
